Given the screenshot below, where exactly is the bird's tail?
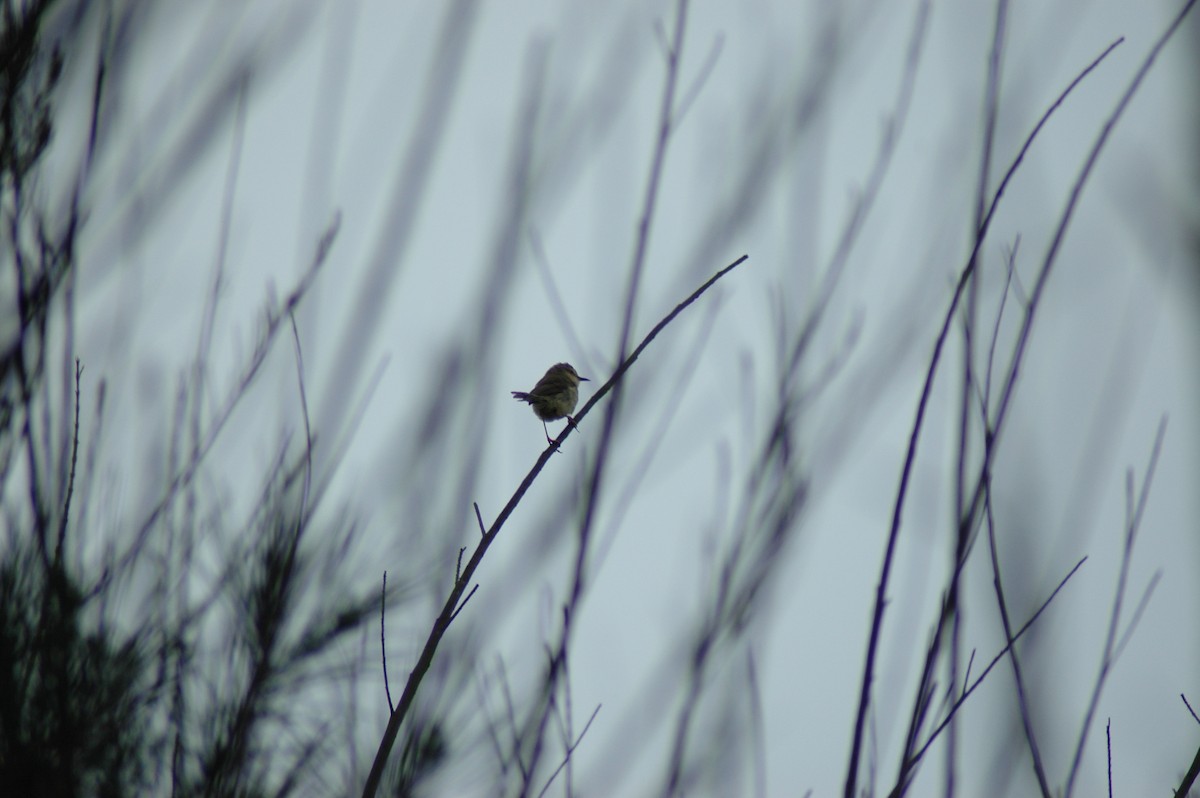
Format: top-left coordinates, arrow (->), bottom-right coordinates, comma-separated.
511,391 -> 531,403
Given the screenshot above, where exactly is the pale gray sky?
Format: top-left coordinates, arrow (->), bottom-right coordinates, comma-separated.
59,0 -> 1200,795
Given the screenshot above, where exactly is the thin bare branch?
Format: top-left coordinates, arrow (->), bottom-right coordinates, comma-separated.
381,572 -> 393,714
1175,741 -> 1200,798
1106,720 -> 1113,798
449,584 -> 479,623
55,358 -> 82,562
1183,694 -> 1200,726
536,704 -> 601,798
474,502 -> 486,537
528,230 -> 590,373
289,310 -> 313,535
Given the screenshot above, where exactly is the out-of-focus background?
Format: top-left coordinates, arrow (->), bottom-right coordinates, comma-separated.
2,1 -> 1198,795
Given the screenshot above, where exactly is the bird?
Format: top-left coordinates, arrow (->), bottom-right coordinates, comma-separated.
512,362 -> 589,445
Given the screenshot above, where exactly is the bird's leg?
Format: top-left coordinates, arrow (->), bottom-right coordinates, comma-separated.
566,415 -> 579,430
542,420 -> 556,447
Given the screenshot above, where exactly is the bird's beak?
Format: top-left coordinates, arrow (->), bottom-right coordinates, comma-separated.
580,376 -> 590,381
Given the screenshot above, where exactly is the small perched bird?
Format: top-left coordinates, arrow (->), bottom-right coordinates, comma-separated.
512,362 -> 589,445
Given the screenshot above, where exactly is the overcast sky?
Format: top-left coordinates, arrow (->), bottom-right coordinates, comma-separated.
52,0 -> 1200,794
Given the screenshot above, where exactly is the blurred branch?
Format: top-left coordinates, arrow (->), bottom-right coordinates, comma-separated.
946,1 -> 1009,790
789,0 -> 929,386
54,358 -> 81,563
528,229 -> 589,373
536,703 -> 600,798
95,214 -> 340,598
319,0 -> 480,425
288,307 -> 313,534
521,1 -> 695,787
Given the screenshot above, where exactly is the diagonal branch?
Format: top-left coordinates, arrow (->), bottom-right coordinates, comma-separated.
844,27 -> 1125,798
359,252 -> 748,798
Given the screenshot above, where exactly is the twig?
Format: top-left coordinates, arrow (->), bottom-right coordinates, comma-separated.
474,502 -> 486,536
980,236 -> 1021,413
56,358 -> 82,562
1111,571 -> 1161,666
539,608 -> 581,798
904,29 -> 1125,779
1106,719 -> 1113,798
536,704 -> 601,798
1176,740 -> 1200,797
961,650 -> 976,699
1183,694 -> 1200,726
288,310 -> 313,532
449,584 -> 478,623
499,657 -> 531,783
381,572 -> 393,714
476,668 -> 510,775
